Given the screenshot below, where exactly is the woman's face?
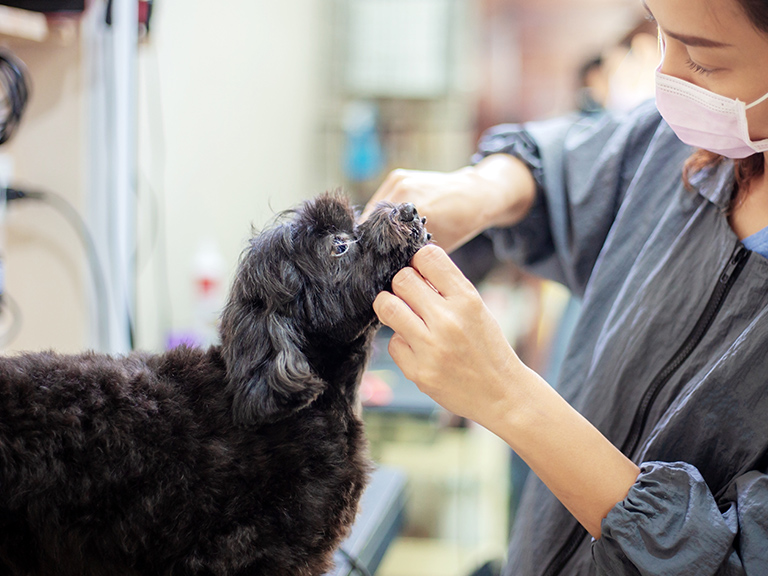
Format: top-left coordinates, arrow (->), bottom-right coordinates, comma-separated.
646,0 -> 768,139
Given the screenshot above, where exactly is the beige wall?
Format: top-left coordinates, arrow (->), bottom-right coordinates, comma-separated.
0,24 -> 87,353
135,0 -> 325,351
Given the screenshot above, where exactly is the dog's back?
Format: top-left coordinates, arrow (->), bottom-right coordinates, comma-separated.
0,346 -> 368,575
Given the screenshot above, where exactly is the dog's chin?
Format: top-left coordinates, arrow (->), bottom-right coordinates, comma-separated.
379,228 -> 432,296
395,217 -> 432,248
391,216 -> 432,266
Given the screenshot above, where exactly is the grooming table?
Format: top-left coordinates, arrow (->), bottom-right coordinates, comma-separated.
327,466 -> 407,576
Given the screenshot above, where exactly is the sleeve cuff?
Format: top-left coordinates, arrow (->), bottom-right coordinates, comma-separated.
592,461 -> 737,575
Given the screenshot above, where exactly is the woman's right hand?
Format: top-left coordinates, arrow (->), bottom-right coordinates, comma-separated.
362,153 -> 537,253
374,244 -> 641,539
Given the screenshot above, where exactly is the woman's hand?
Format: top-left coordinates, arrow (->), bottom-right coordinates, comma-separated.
372,244 -> 524,426
373,245 -> 641,538
363,154 -> 536,253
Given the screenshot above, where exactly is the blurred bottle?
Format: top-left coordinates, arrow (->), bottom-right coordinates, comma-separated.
191,239 -> 225,347
343,100 -> 384,182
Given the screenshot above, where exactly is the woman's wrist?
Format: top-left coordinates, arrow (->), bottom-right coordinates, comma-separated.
483,363 -> 554,445
469,153 -> 537,231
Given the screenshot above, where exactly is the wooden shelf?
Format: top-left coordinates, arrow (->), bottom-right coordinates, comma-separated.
0,6 -> 47,42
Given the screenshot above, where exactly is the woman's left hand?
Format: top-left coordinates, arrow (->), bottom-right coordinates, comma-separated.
373,244 -> 525,428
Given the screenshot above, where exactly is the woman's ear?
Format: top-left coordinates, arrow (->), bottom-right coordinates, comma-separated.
223,313 -> 327,426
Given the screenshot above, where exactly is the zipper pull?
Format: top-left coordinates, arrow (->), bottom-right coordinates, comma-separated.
720,244 -> 749,284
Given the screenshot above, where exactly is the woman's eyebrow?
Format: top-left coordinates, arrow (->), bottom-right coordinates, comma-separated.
640,0 -> 732,48
665,30 -> 732,48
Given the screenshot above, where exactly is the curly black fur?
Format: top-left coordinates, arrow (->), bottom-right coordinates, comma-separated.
0,192 -> 430,576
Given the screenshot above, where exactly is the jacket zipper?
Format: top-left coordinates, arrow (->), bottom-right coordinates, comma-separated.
620,242 -> 750,458
540,241 -> 751,576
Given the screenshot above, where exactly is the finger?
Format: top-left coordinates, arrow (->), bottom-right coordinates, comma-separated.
372,290 -> 428,342
410,244 -> 474,298
387,332 -> 417,381
389,266 -> 445,323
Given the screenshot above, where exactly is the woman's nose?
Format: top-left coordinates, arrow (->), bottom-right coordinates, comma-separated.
656,35 -> 692,82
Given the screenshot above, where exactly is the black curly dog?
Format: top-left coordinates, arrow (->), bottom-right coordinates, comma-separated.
0,192 -> 430,576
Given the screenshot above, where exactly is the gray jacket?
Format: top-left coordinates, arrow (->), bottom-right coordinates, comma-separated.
476,100 -> 768,575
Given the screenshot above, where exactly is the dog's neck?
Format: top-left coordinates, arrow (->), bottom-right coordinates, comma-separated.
306,327 -> 377,400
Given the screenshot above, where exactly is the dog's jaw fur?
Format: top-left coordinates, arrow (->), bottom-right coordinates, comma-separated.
0,191 -> 429,576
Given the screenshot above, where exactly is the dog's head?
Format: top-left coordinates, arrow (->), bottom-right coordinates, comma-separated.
220,191 -> 430,425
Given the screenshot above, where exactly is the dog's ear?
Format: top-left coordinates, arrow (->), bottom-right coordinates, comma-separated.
221,215 -> 330,426
221,299 -> 327,427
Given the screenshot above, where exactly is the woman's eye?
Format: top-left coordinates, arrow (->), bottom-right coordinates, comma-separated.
685,57 -> 716,76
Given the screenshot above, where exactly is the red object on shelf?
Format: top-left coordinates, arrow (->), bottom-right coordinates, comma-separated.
138,0 -> 150,25
359,372 -> 394,407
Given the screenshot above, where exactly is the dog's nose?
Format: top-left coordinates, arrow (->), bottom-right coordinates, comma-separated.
397,203 -> 418,222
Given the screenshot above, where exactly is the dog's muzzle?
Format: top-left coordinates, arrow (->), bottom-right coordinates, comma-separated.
393,202 -> 432,243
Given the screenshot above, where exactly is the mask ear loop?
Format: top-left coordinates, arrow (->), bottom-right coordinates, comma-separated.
657,26 -> 665,61
745,89 -> 768,110
655,25 -> 667,74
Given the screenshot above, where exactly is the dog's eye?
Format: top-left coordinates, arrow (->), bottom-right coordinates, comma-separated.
332,237 -> 350,257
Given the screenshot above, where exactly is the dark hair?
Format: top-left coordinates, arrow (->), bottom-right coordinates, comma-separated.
682,0 -> 768,206
739,0 -> 768,33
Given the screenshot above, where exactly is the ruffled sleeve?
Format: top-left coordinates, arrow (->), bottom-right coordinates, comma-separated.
472,101 -> 671,296
592,461 -> 768,575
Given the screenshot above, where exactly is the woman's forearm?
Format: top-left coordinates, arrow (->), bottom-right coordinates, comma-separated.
470,153 -> 537,230
363,153 -> 537,253
491,366 -> 641,539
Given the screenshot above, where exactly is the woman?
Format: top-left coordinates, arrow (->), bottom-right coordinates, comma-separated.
367,0 -> 768,573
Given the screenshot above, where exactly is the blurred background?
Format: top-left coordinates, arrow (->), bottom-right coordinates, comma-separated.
0,1 -> 658,574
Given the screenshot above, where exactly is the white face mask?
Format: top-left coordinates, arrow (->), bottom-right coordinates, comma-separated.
655,69 -> 768,158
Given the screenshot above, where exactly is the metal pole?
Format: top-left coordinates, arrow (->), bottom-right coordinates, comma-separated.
83,0 -> 137,353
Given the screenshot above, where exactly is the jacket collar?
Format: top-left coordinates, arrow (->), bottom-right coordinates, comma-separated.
688,159 -> 735,211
